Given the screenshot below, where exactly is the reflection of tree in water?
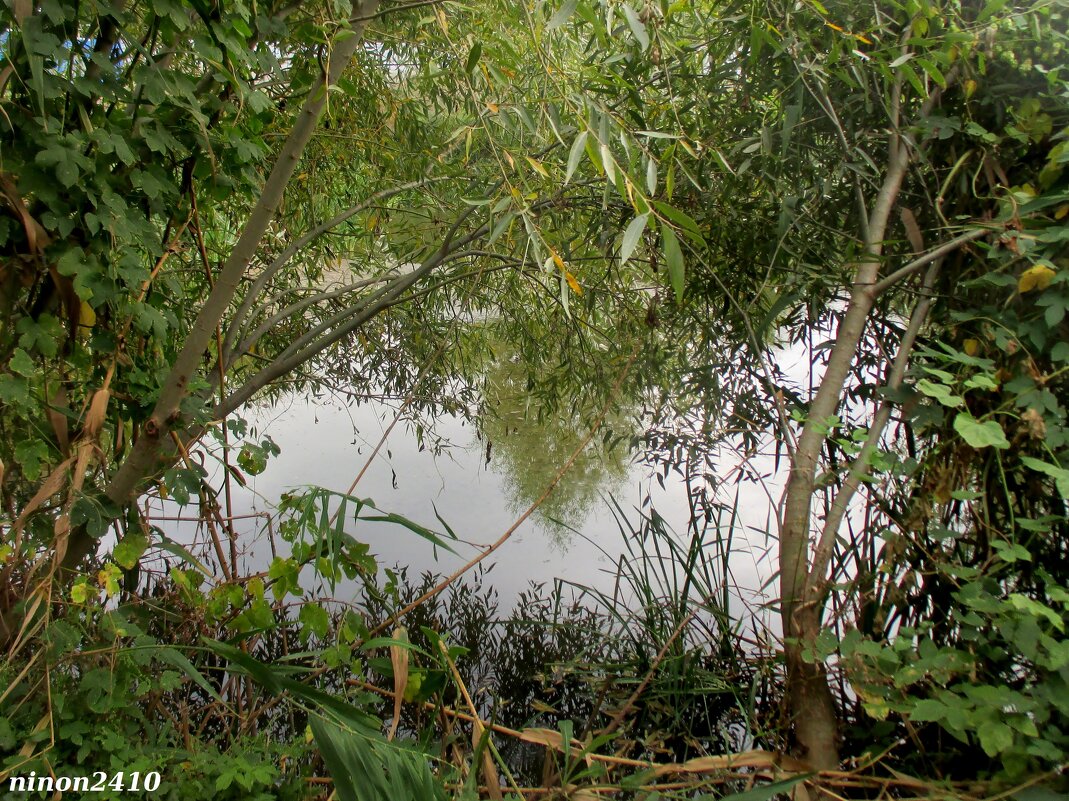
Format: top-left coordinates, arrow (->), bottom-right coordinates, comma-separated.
477,352 -> 633,541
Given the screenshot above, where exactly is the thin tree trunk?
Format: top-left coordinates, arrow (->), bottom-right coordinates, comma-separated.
56,0 -> 381,576
778,91 -> 914,770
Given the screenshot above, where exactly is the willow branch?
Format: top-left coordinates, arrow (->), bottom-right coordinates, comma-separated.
222,176 -> 450,358
62,0 -> 383,574
869,228 -> 988,295
225,274 -> 392,371
805,260 -> 941,604
216,232 -> 481,417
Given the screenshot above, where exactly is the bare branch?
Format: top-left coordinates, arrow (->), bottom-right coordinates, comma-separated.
806,260 -> 941,603
223,177 -> 452,359
227,274 -> 393,371
869,228 -> 989,296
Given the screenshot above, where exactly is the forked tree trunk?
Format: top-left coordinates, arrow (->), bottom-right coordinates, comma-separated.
0,0 -> 381,649
777,77 -> 921,770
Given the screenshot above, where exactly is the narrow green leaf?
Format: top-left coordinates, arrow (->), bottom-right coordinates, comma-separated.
620,214 -> 648,267
915,57 -> 947,88
898,61 -> 927,97
620,2 -> 649,49
660,223 -> 685,302
465,42 -> 481,73
488,211 -> 516,244
699,774 -> 814,801
601,141 -> 615,185
635,130 -> 680,139
155,534 -> 213,577
652,200 -> 703,240
1020,456 -> 1069,498
154,646 -> 225,704
565,130 -> 587,184
546,0 -> 579,29
754,291 -> 800,339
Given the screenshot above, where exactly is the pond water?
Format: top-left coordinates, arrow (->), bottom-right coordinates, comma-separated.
146,392 -> 782,632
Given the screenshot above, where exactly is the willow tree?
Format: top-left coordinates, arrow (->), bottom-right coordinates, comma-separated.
598,0 -> 1069,778
0,0 -> 681,646
2,0 -> 1067,790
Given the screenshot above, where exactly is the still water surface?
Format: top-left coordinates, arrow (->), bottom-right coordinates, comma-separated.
149,394 -> 779,629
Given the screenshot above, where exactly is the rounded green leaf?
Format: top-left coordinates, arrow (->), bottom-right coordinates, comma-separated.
953,413 -> 1009,449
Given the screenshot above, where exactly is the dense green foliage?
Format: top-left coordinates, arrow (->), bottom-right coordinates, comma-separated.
1,0 -> 1067,797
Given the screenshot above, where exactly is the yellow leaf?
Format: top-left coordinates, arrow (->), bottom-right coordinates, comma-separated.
1018,265 -> 1056,293
486,101 -> 499,113
71,582 -> 90,604
963,338 -> 980,356
862,699 -> 891,720
387,626 -> 409,741
78,300 -> 96,330
503,150 -> 514,169
403,670 -> 424,702
964,79 -> 977,99
1055,204 -> 1069,220
526,156 -> 549,178
98,563 -> 122,597
550,249 -> 583,295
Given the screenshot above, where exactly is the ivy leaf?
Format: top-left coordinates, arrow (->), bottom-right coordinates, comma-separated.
71,580 -> 92,604
113,532 -> 148,570
908,698 -> 948,722
916,378 -> 964,408
97,563 -> 122,598
238,443 -> 268,475
9,348 -> 35,378
35,143 -> 81,187
953,413 -> 1009,449
299,603 -> 330,642
977,720 -> 1014,757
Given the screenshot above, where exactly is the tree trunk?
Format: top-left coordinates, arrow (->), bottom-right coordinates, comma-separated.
784,608 -> 840,770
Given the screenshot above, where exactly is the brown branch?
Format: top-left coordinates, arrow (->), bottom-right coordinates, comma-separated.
59,0 -> 383,575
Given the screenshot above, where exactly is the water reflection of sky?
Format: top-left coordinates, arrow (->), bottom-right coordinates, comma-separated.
145,392 -> 781,635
